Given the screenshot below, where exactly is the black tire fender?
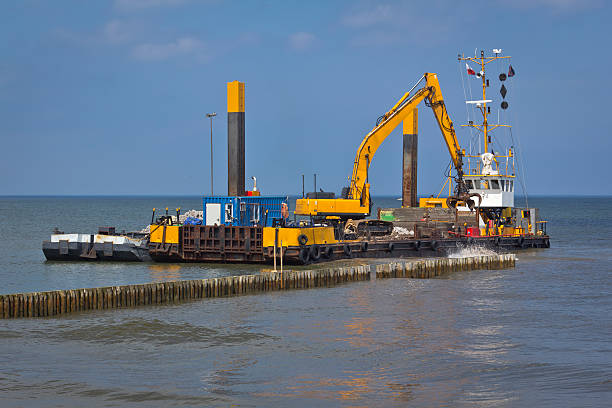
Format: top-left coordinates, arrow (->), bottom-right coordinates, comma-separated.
310,245 -> 321,261
343,244 -> 352,257
298,247 -> 310,264
494,236 -> 501,246
297,234 -> 308,246
544,238 -> 550,248
361,242 -> 368,252
388,242 -> 395,252
414,240 -> 421,250
518,236 -> 525,247
321,246 -> 332,259
431,240 -> 438,250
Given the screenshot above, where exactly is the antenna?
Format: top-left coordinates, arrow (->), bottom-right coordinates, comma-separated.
458,49 -> 512,154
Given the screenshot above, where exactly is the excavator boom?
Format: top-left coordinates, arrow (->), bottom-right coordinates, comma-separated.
295,73 -> 469,219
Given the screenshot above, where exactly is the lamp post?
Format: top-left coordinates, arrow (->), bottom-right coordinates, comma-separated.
206,112 -> 217,196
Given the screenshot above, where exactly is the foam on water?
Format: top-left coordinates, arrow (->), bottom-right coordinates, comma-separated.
447,244 -> 500,258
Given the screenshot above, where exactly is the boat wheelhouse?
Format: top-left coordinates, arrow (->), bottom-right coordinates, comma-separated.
463,151 -> 515,208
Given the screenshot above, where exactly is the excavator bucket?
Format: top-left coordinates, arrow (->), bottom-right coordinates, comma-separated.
446,193 -> 481,212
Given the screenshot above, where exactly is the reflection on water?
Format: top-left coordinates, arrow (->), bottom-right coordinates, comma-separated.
277,367 -> 420,403
148,264 -> 182,281
338,317 -> 377,348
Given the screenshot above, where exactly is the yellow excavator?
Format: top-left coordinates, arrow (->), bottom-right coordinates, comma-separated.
295,72 -> 479,222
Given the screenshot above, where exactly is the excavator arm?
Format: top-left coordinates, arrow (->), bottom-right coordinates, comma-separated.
420,73 -> 479,209
348,73 -> 465,202
295,73 -> 473,220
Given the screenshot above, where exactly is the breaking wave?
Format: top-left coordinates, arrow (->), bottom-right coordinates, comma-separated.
447,244 -> 500,258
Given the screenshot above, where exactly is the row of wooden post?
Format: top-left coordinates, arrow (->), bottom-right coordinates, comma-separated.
0,254 -> 516,319
375,254 -> 516,279
0,265 -> 371,319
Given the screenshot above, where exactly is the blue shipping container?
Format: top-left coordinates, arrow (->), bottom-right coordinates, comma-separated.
202,195 -> 288,227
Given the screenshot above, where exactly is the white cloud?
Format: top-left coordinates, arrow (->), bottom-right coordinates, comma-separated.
341,4 -> 393,28
340,3 -> 453,47
288,32 -> 316,51
103,20 -> 133,44
340,0 -> 603,49
131,36 -> 208,61
114,0 -> 189,11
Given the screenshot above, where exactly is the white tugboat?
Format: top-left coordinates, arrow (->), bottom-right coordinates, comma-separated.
423,49 -> 545,239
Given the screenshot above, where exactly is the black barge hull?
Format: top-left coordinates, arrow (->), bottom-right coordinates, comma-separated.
149,227 -> 550,265
44,228 -> 549,265
275,235 -> 549,265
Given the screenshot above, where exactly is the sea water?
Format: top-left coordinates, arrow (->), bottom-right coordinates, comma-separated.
0,196 -> 610,407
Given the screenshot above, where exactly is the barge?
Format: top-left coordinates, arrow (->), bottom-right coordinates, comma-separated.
43,49 -> 550,265
43,227 -> 150,262
147,223 -> 549,265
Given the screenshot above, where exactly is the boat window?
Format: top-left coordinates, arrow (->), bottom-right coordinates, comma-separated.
225,203 -> 233,222
472,180 -> 481,189
510,181 -> 514,191
250,204 -> 260,223
491,180 -> 500,190
482,180 -> 489,189
465,180 -> 473,189
500,180 -> 505,191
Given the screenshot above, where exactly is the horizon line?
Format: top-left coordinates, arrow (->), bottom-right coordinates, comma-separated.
1,193 -> 610,198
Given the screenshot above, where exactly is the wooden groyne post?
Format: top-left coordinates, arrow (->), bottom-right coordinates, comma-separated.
0,254 -> 516,319
0,265 -> 371,319
375,254 -> 516,279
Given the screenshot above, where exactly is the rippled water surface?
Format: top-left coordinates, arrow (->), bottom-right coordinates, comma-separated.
0,196 -> 611,407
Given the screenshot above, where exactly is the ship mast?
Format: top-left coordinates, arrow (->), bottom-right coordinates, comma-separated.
458,50 -> 511,154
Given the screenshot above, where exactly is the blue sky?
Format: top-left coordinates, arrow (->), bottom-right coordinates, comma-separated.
1,0 -> 610,196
